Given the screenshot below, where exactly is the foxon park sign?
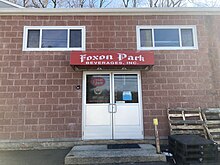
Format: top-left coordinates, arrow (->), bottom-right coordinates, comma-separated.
70,51 -> 154,66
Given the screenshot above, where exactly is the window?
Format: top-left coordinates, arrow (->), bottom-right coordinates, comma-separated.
137,26 -> 198,50
23,26 -> 85,51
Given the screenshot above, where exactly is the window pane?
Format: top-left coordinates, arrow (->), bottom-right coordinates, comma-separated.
181,29 -> 194,47
27,30 -> 40,48
70,29 -> 82,48
42,30 -> 67,48
154,29 -> 180,47
114,74 -> 138,103
86,75 -> 110,104
140,29 -> 152,47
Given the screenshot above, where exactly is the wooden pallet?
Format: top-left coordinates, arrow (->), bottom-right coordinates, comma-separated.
202,108 -> 220,149
167,108 -> 207,138
169,135 -> 218,165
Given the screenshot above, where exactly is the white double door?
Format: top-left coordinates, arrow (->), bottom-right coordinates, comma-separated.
83,71 -> 143,140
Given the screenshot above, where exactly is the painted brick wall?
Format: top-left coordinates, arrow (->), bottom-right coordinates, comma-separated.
0,14 -> 219,140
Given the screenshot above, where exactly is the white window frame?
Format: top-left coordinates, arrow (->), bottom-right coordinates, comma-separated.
23,26 -> 86,51
136,25 -> 198,50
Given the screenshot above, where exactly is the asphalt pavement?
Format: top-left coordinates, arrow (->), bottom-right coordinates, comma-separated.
0,148 -> 219,165
0,148 -> 71,165
0,147 -> 170,165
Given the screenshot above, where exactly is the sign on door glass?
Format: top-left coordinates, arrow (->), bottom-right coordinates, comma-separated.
86,74 -> 110,104
114,74 -> 138,103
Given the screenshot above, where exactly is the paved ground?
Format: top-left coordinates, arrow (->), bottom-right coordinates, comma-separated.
0,148 -> 219,165
0,148 -> 169,165
0,148 -> 71,165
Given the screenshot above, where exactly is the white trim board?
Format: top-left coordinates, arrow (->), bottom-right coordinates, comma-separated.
1,8 -> 220,16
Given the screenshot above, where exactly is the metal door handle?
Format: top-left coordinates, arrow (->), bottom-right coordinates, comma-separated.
108,104 -> 117,113
112,104 -> 117,113
108,104 -> 112,113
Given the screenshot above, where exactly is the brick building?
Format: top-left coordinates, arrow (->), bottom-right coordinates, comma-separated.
0,8 -> 220,143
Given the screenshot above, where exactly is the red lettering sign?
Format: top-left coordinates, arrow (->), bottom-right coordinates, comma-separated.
90,77 -> 105,86
70,51 -> 154,66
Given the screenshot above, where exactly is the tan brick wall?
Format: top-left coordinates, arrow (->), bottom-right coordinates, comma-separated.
0,14 -> 219,140
205,15 -> 220,106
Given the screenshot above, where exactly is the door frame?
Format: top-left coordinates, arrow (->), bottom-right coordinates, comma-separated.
82,71 -> 144,140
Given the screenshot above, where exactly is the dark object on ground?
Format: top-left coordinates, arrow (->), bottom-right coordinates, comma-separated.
169,134 -> 218,165
107,143 -> 141,149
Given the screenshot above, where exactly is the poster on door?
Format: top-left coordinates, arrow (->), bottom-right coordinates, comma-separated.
86,75 -> 110,104
122,91 -> 132,101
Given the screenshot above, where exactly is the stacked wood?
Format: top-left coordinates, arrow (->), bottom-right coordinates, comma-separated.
167,107 -> 207,138
202,108 -> 220,149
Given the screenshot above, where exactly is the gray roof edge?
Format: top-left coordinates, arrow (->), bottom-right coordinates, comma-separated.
0,0 -> 24,8
0,7 -> 220,16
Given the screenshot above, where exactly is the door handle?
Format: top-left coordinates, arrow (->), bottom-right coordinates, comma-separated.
112,104 -> 117,113
108,104 -> 117,113
108,104 -> 112,113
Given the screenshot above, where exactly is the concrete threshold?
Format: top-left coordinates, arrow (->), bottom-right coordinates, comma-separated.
65,144 -> 166,165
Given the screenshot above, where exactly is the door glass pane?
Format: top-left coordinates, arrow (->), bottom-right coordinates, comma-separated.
114,74 -> 138,103
70,29 -> 82,48
181,29 -> 194,47
154,29 -> 180,47
86,74 -> 110,104
140,29 -> 152,47
27,30 -> 40,48
42,29 -> 67,48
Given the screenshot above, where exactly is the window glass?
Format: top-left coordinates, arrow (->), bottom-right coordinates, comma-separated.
140,29 -> 152,47
181,29 -> 194,47
70,29 -> 82,48
27,30 -> 40,48
154,29 -> 180,47
86,75 -> 110,104
24,27 -> 85,51
114,74 -> 138,103
42,29 -> 67,48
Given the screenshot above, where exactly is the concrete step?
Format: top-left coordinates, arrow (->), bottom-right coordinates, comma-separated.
65,144 -> 166,165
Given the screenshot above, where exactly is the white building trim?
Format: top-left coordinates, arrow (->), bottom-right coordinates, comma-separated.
0,7 -> 220,16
